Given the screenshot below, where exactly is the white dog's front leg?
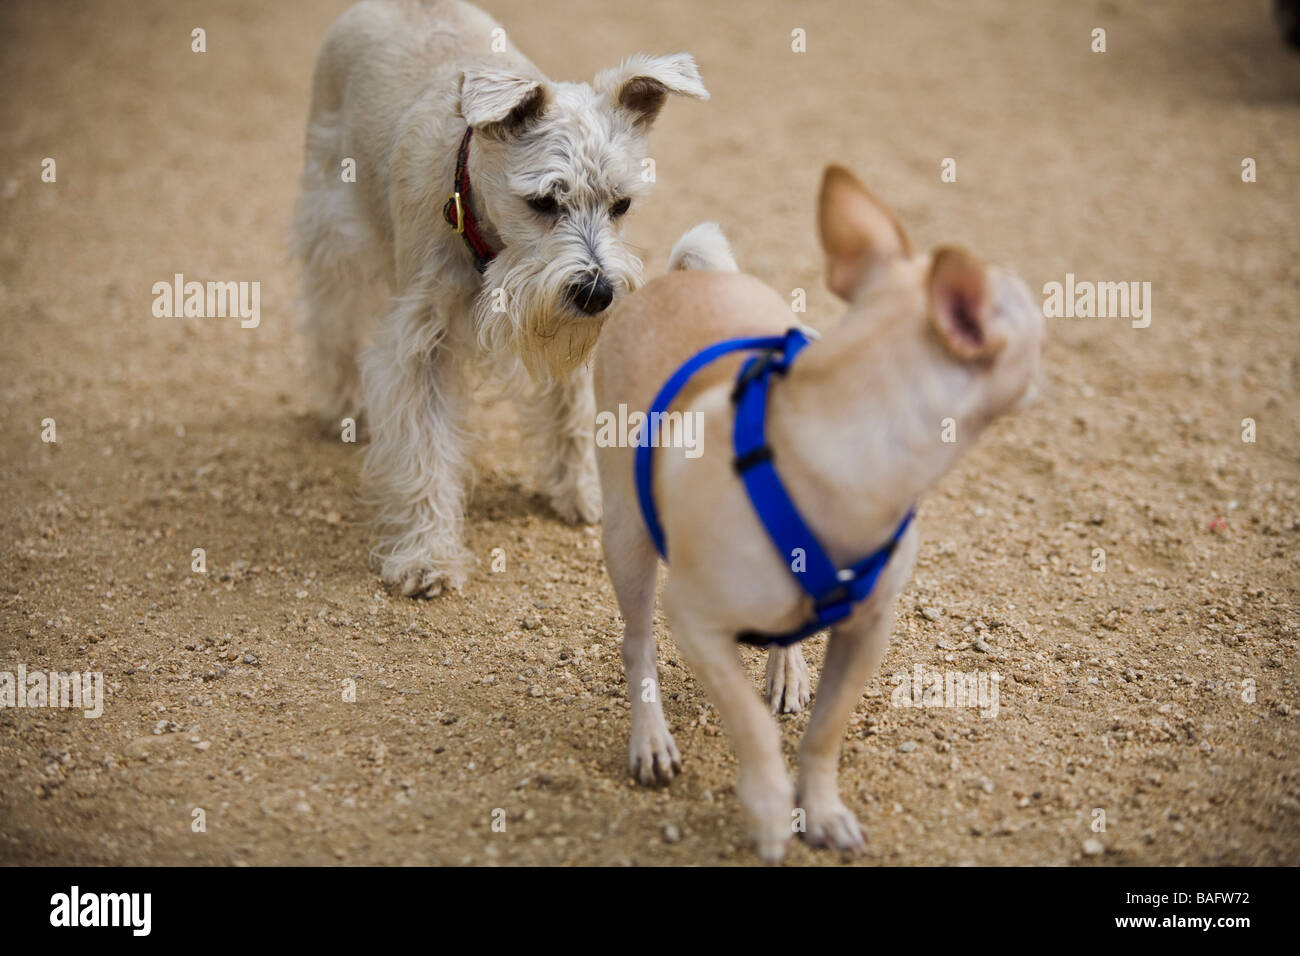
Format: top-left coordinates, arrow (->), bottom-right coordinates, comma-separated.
518,362 -> 601,524
795,605 -> 893,856
360,289 -> 475,598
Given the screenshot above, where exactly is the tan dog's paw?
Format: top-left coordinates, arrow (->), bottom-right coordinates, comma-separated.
764,645 -> 811,714
629,723 -> 681,785
752,819 -> 794,865
738,768 -> 795,864
800,791 -> 867,856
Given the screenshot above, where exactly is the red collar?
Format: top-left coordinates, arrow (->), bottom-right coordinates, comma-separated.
442,128 -> 496,274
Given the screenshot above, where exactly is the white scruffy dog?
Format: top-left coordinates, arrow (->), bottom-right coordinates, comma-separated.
293,0 -> 707,596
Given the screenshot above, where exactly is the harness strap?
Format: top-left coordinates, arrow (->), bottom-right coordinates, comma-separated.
634,327 -> 915,647
635,333 -> 793,559
737,509 -> 914,647
731,331 -> 841,597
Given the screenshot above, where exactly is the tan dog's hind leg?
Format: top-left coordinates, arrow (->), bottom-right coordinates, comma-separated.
764,644 -> 812,714
604,498 -> 679,784
795,604 -> 894,855
666,586 -> 794,863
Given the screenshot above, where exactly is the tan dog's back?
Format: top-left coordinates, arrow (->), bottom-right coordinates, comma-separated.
593,271 -> 792,426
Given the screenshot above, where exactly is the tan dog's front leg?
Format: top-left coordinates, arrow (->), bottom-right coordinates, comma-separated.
666,589 -> 794,863
603,499 -> 680,784
796,604 -> 894,855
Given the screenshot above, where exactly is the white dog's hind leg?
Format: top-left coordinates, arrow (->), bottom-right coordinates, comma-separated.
795,606 -> 893,856
361,282 -> 475,597
293,115 -> 388,431
518,363 -> 601,524
603,494 -> 678,784
764,643 -> 812,714
296,213 -> 388,431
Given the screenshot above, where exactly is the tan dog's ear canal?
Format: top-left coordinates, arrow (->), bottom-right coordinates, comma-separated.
928,246 -> 1004,360
817,164 -> 912,301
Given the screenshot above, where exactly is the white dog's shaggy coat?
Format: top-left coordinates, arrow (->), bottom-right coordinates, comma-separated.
292,0 -> 707,596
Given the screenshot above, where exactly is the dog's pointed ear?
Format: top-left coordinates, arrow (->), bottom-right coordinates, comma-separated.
927,246 -> 1005,360
817,164 -> 912,301
594,53 -> 708,127
460,69 -> 548,135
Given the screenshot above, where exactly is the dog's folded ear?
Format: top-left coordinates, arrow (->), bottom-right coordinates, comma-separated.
595,53 -> 709,127
460,69 -> 548,134
927,246 -> 1006,360
817,164 -> 913,301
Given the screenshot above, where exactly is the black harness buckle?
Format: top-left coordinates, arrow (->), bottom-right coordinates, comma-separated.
733,445 -> 773,474
730,349 -> 781,403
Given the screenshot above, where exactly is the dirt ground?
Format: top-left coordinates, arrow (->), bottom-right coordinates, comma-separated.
1,0 -> 1297,866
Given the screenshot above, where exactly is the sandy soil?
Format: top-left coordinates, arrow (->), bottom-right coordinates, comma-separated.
1,0 -> 1297,866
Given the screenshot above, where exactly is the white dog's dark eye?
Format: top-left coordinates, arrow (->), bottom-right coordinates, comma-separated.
610,197 -> 631,218
527,194 -> 559,215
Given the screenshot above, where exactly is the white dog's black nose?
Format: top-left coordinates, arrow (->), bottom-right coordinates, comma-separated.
567,273 -> 615,315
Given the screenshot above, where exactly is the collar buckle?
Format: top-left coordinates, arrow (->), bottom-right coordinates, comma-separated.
448,191 -> 465,235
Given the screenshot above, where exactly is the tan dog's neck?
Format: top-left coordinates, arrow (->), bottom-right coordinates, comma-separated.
763,265 -> 993,560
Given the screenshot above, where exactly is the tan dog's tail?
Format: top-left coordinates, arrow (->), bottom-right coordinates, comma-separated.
667,222 -> 737,272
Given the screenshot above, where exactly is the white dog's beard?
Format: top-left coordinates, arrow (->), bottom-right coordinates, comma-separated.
527,315 -> 604,376
473,288 -> 599,382
474,255 -> 640,381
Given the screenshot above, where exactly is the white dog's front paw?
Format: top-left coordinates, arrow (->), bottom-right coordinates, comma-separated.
390,562 -> 470,599
628,721 -> 681,786
799,790 -> 867,856
764,645 -> 811,714
550,478 -> 602,525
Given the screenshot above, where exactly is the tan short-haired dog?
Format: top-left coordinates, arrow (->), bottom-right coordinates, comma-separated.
593,166 -> 1044,862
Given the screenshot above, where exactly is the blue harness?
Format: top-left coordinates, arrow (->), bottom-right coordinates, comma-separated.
634,327 -> 915,647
